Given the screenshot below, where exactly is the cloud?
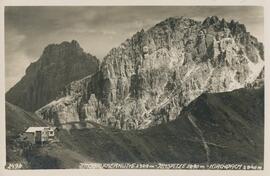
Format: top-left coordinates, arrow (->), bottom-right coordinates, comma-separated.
5,28 -> 30,89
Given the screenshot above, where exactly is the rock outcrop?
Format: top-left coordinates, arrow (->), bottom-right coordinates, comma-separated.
6,40 -> 99,111
36,16 -> 264,130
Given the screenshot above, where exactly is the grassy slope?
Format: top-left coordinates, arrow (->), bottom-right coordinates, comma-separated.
6,101 -> 49,138
183,87 -> 264,164
5,102 -> 93,168
55,87 -> 264,167
5,102 -> 49,164
6,87 -> 264,168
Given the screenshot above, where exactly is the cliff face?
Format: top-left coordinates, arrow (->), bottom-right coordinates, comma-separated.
36,16 -> 264,130
6,40 -> 99,111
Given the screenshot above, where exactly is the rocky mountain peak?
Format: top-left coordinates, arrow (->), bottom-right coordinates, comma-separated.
36,17 -> 264,130
6,40 -> 99,111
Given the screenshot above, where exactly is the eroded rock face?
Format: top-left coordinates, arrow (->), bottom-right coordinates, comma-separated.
6,40 -> 99,111
36,16 -> 264,130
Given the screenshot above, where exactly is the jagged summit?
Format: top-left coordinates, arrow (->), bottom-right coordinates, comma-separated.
149,16 -> 248,35
41,40 -> 85,59
154,16 -> 200,27
44,39 -> 80,48
202,16 -> 220,26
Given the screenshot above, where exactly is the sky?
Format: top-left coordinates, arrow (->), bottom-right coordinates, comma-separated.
5,6 -> 264,91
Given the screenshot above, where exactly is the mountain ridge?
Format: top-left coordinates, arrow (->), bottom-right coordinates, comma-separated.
35,16 -> 264,130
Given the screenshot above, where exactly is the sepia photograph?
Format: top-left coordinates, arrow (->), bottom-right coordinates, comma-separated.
0,1 -> 269,175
